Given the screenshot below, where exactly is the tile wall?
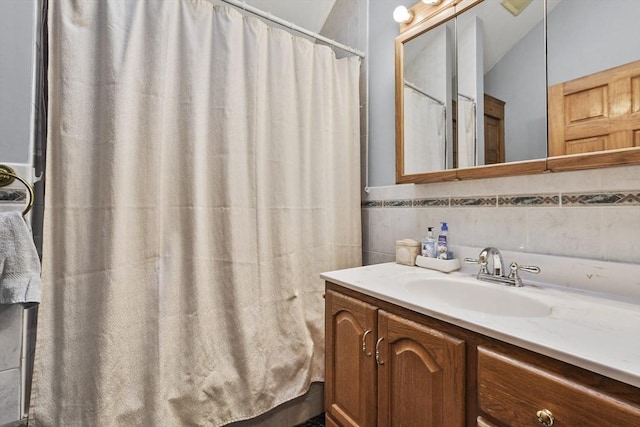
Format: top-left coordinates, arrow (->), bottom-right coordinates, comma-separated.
0,306 -> 23,426
362,164 -> 640,266
0,163 -> 32,426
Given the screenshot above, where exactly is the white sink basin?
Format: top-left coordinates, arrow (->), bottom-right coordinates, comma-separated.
405,277 -> 552,317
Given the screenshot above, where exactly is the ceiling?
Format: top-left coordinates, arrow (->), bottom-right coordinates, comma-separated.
459,0 -> 561,73
221,0 -> 562,72
243,0 -> 337,34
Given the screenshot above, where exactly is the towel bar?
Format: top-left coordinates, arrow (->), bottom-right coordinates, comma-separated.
0,164 -> 35,216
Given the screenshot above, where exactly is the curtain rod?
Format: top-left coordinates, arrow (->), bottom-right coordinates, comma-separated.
404,80 -> 444,106
458,93 -> 475,103
218,0 -> 365,58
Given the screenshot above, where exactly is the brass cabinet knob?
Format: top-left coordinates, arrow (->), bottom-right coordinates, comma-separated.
536,409 -> 554,426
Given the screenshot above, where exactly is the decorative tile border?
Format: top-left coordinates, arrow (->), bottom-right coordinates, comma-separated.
414,198 -> 449,207
562,192 -> 640,206
362,190 -> 640,209
450,197 -> 496,207
498,194 -> 559,207
363,198 -> 451,208
0,189 -> 27,202
383,199 -> 413,207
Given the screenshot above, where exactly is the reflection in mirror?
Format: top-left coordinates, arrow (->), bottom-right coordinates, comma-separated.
398,0 -> 547,179
547,0 -> 640,158
456,0 -> 546,167
396,0 -> 640,183
402,20 -> 455,174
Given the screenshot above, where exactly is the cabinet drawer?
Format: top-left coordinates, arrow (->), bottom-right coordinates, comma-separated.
477,346 -> 640,426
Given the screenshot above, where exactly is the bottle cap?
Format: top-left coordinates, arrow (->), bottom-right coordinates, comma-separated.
440,222 -> 448,231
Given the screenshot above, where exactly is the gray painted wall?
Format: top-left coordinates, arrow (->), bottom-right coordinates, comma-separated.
0,0 -> 37,164
368,0 -> 413,187
486,0 -> 639,163
547,0 -> 640,85
484,8 -> 546,163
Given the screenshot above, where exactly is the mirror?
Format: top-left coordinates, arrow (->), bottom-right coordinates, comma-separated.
547,0 -> 640,163
456,0 -> 546,168
402,20 -> 456,173
396,0 -> 640,184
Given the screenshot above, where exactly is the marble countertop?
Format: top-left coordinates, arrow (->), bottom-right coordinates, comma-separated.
321,262 -> 640,388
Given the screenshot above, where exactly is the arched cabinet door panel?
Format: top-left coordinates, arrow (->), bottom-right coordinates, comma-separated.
325,290 -> 377,427
377,310 -> 466,427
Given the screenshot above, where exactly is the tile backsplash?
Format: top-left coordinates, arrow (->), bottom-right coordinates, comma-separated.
0,305 -> 23,426
362,165 -> 640,266
0,369 -> 21,426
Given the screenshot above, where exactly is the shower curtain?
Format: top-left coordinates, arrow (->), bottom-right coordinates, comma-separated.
457,97 -> 477,168
30,1 -> 361,426
403,86 -> 446,173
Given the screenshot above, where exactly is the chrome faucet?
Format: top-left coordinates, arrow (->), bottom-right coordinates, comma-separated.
465,247 -> 540,287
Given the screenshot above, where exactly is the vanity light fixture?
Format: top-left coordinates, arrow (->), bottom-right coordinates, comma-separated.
393,5 -> 414,24
396,0 -> 456,33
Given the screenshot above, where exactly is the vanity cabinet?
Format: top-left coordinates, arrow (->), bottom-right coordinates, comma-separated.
325,289 -> 377,427
325,289 -> 465,427
325,282 -> 640,427
477,346 -> 640,426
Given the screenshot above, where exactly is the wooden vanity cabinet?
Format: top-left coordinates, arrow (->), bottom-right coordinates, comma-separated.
325,289 -> 377,427
377,311 -> 465,426
325,289 -> 465,427
325,282 -> 640,427
477,346 -> 640,426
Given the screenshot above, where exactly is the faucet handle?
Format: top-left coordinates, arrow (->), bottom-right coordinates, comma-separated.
508,262 -> 540,286
464,257 -> 489,275
510,262 -> 540,274
518,264 -> 541,274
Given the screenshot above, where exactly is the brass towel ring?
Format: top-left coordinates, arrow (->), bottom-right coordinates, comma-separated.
0,165 -> 35,216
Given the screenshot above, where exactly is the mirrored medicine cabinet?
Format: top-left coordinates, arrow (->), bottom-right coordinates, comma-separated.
396,0 -> 640,184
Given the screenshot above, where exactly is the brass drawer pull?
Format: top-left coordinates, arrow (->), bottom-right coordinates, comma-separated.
375,337 -> 385,365
536,409 -> 554,426
362,329 -> 372,356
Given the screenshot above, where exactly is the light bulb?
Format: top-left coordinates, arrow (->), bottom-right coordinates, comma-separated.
393,6 -> 413,24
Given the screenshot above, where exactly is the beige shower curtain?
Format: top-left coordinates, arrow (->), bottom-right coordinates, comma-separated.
30,1 -> 361,425
403,86 -> 446,173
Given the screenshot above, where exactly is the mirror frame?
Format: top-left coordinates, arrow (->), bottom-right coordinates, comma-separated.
395,0 -> 640,184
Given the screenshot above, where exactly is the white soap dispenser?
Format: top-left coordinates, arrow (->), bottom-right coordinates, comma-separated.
421,227 -> 436,258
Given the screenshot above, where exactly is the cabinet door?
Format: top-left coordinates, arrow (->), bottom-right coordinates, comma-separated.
377,311 -> 465,427
325,290 -> 377,427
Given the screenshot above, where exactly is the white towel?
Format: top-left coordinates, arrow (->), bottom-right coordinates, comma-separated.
0,211 -> 42,304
